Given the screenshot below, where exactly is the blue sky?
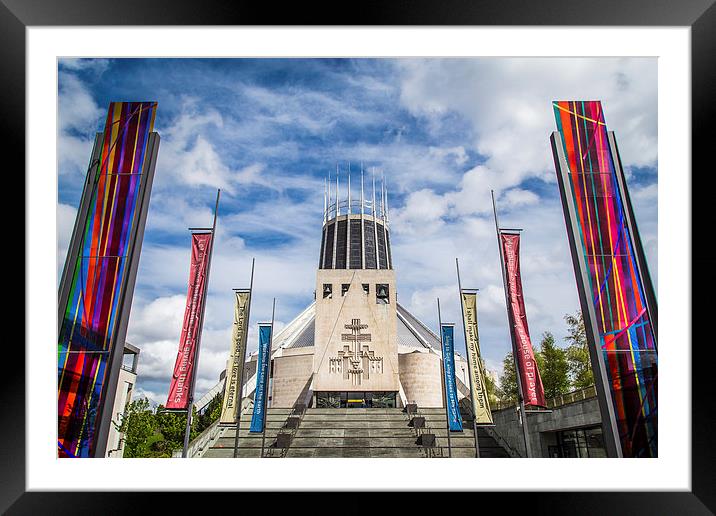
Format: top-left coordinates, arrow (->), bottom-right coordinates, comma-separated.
57,58 -> 658,405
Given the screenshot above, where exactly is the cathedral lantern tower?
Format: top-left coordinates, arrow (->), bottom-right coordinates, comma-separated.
313,165 -> 400,406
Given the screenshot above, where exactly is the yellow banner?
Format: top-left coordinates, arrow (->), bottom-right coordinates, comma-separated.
220,291 -> 250,424
461,292 -> 493,425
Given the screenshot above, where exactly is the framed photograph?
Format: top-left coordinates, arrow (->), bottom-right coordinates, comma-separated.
9,0 -> 714,512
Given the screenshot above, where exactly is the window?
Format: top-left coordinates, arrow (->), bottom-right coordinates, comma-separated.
552,425 -> 606,458
315,391 -> 397,408
341,283 -> 350,296
362,284 -> 369,295
322,283 -> 332,299
376,284 -> 389,304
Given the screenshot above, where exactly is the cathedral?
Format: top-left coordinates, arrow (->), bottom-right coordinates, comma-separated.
232,171 -> 472,411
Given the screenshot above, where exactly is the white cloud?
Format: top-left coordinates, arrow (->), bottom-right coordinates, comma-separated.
57,72 -> 103,178
57,58 -> 657,401
391,189 -> 448,236
127,295 -> 187,343
59,58 -> 111,76
428,145 -> 468,166
241,84 -> 382,134
397,58 -> 657,183
387,58 -> 657,379
56,203 -> 77,280
501,188 -> 540,209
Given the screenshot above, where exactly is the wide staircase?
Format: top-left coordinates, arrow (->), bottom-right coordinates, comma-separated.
202,407 -> 510,458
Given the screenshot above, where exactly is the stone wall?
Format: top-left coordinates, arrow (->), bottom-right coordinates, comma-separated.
399,351 -> 443,408
313,269 -> 399,392
491,396 -> 602,457
270,354 -> 313,408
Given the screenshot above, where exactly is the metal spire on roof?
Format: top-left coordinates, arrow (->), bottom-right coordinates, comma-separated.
360,162 -> 365,215
385,174 -> 389,224
348,162 -> 351,215
381,170 -> 386,221
372,168 -> 377,218
336,163 -> 340,217
323,175 -> 328,224
327,169 -> 332,218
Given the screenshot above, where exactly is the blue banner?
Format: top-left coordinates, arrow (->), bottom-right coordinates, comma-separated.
441,324 -> 463,432
249,324 -> 272,433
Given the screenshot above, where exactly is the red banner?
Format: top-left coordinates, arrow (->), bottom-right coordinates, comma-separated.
500,233 -> 546,408
166,232 -> 213,410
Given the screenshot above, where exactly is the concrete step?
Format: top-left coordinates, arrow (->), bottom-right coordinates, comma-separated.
222,426 -> 482,437
286,447 -> 426,458
213,435 -> 479,448
202,444 -> 508,458
203,407 -> 512,458
299,415 -> 451,423
202,446 -> 429,458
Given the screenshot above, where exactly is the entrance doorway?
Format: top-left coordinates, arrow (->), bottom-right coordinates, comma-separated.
546,425 -> 606,457
315,391 -> 397,408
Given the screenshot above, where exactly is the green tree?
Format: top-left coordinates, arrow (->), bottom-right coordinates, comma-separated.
480,358 -> 500,406
564,311 -> 594,389
120,394 -> 225,458
119,397 -> 157,458
155,405 -> 200,456
538,331 -> 570,399
498,343 -> 542,404
497,352 -> 518,403
195,392 -> 223,434
534,345 -> 545,377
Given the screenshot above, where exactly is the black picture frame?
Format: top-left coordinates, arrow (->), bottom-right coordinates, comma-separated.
7,0 -> 714,512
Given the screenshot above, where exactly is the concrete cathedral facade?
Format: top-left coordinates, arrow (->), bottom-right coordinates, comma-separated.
230,171 -> 471,411
190,168 -> 605,459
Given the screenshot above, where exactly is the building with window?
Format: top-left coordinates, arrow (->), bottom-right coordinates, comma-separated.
106,342 -> 140,458
192,169 -> 608,458
236,172 -> 471,410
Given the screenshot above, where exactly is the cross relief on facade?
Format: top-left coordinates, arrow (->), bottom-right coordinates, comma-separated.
328,318 -> 383,386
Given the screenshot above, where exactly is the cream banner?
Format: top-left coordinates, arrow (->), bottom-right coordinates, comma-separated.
220,291 -> 250,424
461,292 -> 493,425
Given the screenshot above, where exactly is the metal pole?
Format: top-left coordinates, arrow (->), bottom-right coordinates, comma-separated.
455,258 -> 481,458
491,190 -> 533,458
260,298 -> 276,458
233,258 -> 255,458
182,189 -> 221,458
346,164 -> 351,269
360,164 -> 366,269
437,298 -> 452,458
372,169 -> 381,269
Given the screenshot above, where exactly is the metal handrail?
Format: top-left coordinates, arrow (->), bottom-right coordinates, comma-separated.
173,417 -> 225,458
483,425 -> 522,458
265,404 -> 307,458
324,199 -> 385,220
492,385 -> 597,411
405,404 -> 444,458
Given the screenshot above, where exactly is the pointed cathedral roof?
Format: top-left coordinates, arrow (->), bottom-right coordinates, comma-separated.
197,299 -> 468,412
269,301 -> 440,353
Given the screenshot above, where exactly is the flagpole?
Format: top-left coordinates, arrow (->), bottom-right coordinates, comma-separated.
232,257 -> 255,458
260,298 -> 276,458
436,298 -> 452,458
491,189 -> 533,458
182,188 -> 221,458
456,258 -> 481,458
